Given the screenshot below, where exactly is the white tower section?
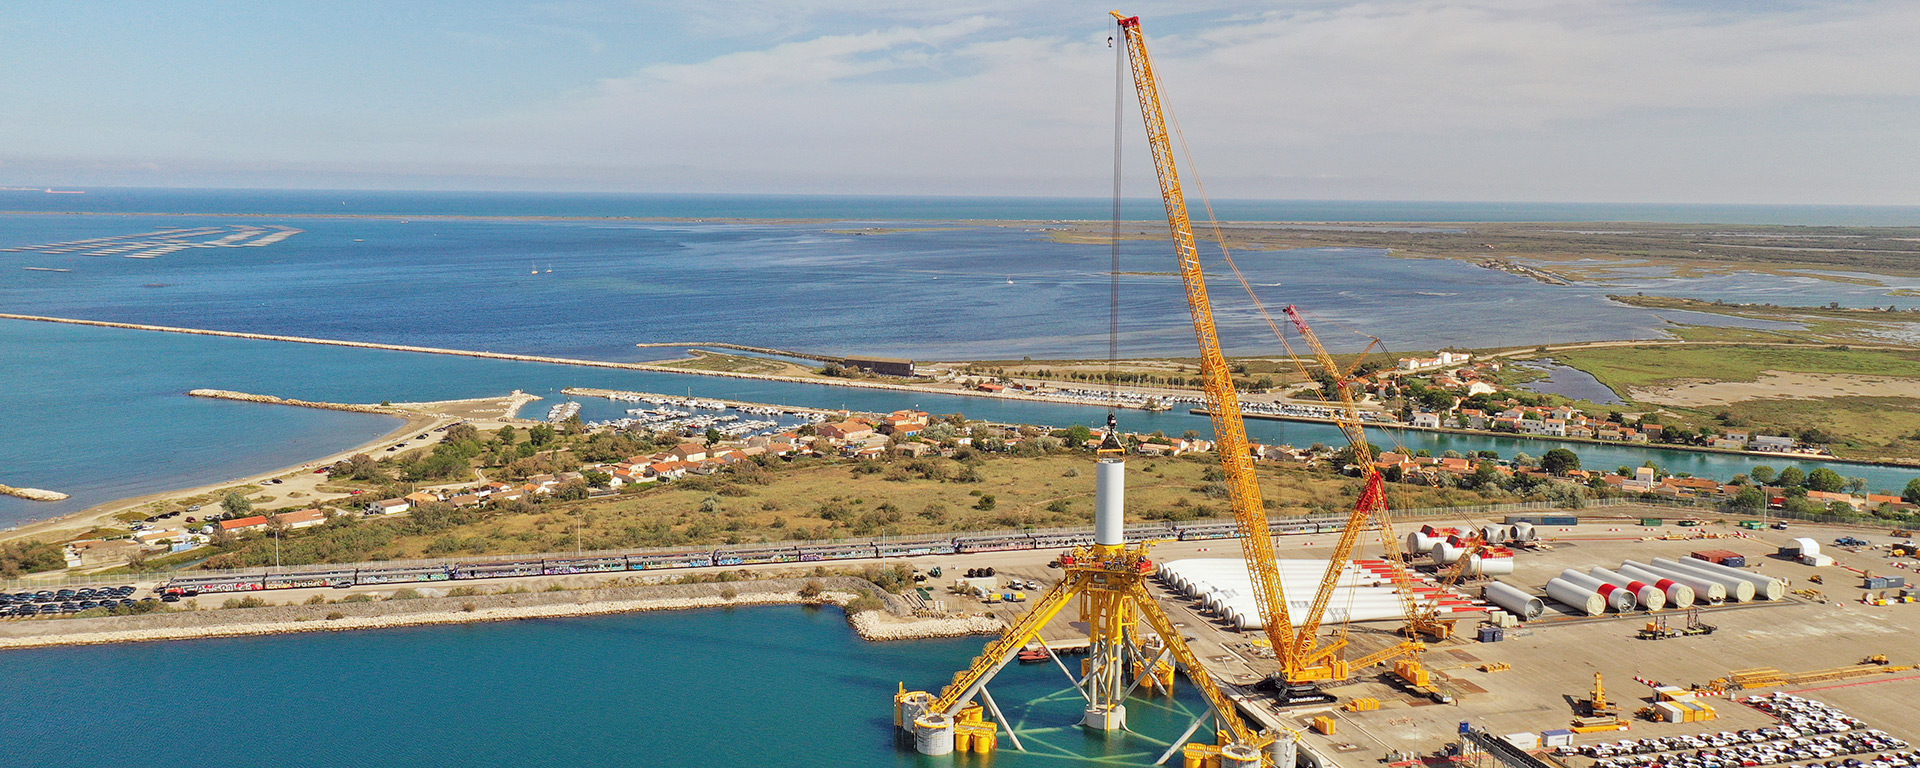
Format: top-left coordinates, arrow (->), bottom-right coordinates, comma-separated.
1095,459 -> 1125,547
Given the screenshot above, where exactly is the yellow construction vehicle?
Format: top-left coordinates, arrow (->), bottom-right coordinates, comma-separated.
1581,673 -> 1619,718
1570,674 -> 1628,731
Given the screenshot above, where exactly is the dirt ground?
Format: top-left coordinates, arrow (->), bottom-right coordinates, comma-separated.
1632,371 -> 1920,407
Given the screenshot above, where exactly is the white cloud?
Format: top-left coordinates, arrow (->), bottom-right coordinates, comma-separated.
8,1 -> 1920,202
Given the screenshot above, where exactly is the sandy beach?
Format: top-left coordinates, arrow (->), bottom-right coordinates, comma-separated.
0,392 -> 538,548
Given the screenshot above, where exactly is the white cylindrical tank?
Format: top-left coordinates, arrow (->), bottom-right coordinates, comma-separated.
1627,560 -> 1729,604
1511,522 -> 1536,542
1467,554 -> 1516,576
1787,538 -> 1821,558
1614,562 -> 1697,608
1407,531 -> 1439,557
1657,557 -> 1775,600
1481,524 -> 1511,544
1559,569 -> 1636,611
1095,459 -> 1125,546
1433,540 -> 1466,564
1483,580 -> 1545,620
1545,577 -> 1606,616
913,713 -> 956,755
1589,567 -> 1666,611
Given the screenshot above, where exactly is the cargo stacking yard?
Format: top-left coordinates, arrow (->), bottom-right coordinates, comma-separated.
898,507 -> 1920,768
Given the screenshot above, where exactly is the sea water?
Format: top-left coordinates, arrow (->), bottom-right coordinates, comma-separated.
2,210 -> 1915,363
0,604 -> 1217,767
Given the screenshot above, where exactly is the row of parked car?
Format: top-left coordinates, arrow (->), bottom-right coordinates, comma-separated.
1569,695 -> 1902,768
0,585 -> 151,617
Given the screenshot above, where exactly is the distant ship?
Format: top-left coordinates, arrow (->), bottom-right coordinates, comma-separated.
43,189 -> 84,194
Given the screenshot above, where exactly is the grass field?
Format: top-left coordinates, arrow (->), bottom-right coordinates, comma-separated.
180,453 -> 1516,569
1712,396 -> 1920,466
1551,345 -> 1920,391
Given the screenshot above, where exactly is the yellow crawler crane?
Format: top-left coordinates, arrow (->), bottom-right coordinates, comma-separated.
1113,10 -> 1423,697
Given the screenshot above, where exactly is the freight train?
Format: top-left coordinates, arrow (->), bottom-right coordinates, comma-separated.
157,516 -> 1352,595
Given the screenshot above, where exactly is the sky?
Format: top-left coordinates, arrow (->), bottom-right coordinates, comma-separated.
3,1 -> 1918,204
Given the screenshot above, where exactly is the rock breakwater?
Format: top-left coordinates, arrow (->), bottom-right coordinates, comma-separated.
0,484 -> 67,502
186,389 -> 404,415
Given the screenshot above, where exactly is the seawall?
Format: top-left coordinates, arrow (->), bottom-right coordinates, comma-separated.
0,578 -> 1003,650
0,313 -> 1173,417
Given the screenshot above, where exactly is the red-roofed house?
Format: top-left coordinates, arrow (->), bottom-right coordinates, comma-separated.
219,515 -> 271,532
273,508 -> 331,529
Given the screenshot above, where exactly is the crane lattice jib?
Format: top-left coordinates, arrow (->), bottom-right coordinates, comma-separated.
1113,11 -> 1296,669
1277,305 -> 1422,653
931,573 -> 1089,713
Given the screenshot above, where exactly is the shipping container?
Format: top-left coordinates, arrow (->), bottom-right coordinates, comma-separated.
1477,626 -> 1505,643
1865,576 -> 1907,590
1639,518 -> 1663,526
1503,514 -> 1577,526
1689,550 -> 1746,567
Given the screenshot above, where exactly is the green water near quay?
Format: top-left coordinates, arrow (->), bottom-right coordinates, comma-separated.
0,605 -> 1219,767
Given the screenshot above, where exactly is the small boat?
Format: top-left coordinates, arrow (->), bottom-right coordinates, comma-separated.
1017,648 -> 1051,664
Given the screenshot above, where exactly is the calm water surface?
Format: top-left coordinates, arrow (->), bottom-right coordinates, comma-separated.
0,605 -> 1214,767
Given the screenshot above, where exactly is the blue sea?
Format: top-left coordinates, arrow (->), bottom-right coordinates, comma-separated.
0,604 -> 1220,767
3,200 -> 1917,366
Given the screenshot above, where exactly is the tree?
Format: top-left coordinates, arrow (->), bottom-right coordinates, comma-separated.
1904,478 -> 1920,505
1776,466 -> 1807,488
528,424 -> 557,447
220,491 -> 253,518
495,425 -> 516,445
1725,485 -> 1767,512
581,470 -> 612,488
705,427 -> 723,448
1749,465 -> 1776,485
1064,424 -> 1093,448
1805,467 -> 1846,493
974,494 -> 997,511
1540,448 -> 1581,476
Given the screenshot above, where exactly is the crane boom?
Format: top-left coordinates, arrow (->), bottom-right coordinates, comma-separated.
1278,305 -> 1426,647
1112,11 -> 1295,670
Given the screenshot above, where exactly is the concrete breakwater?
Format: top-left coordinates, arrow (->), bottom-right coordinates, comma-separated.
0,484 -> 68,502
0,578 -> 1003,651
0,312 -> 1172,416
187,389 -> 407,415
634,341 -> 836,362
